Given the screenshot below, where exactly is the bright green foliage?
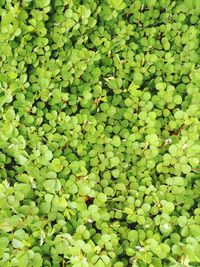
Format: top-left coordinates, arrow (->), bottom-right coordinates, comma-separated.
0,0 -> 200,266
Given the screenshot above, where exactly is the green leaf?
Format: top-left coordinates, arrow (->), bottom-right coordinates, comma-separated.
44,150 -> 53,162
181,164 -> 191,174
17,155 -> 28,165
109,0 -> 126,10
97,192 -> 107,202
32,253 -> 43,267
159,222 -> 172,235
189,225 -> 200,237
178,216 -> 188,227
110,156 -> 120,167
146,134 -> 159,146
111,135 -> 121,147
12,238 -> 24,249
43,180 -> 57,194
17,253 -> 29,267
14,229 -> 28,241
128,230 -> 138,241
49,158 -> 63,173
35,0 -> 50,8
156,82 -> 166,90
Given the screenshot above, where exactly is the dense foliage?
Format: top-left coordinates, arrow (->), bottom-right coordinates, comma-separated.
0,0 -> 200,266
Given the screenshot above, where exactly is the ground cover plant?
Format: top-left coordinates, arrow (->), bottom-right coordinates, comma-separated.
0,0 -> 200,266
